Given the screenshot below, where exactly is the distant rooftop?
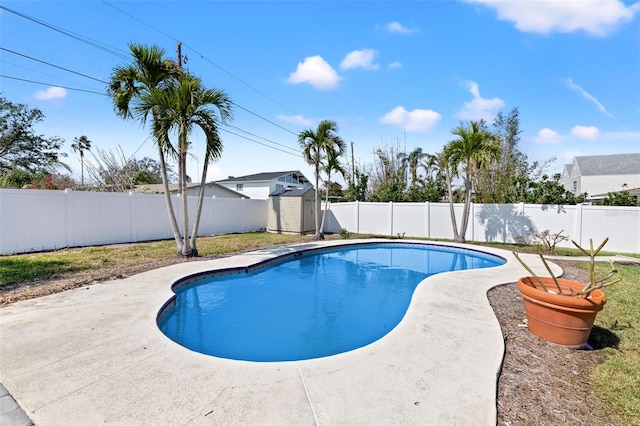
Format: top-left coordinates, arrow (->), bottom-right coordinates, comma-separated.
216,171 -> 309,183
573,153 -> 640,176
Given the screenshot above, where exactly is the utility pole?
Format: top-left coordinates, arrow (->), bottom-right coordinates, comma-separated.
176,41 -> 183,70
351,141 -> 355,186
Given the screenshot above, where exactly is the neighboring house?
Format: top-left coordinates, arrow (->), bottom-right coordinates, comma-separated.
560,153 -> 640,200
134,182 -> 247,198
215,171 -> 313,200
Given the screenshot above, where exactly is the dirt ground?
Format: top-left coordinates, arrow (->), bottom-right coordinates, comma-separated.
0,257 -> 622,425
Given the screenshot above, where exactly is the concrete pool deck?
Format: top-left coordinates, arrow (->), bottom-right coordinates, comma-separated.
0,239 -> 562,425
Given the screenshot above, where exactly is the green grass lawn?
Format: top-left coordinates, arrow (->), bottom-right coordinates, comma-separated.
1,232 -> 638,424
591,262 -> 640,425
0,233 -> 340,287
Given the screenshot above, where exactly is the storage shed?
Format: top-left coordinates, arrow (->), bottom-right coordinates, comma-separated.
267,187 -> 316,234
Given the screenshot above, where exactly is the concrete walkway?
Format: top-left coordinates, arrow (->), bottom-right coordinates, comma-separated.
0,240 -> 562,425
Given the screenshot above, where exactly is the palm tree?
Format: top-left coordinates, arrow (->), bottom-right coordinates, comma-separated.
402,147 -> 427,185
319,138 -> 346,235
298,119 -> 343,240
146,73 -> 232,256
443,121 -> 500,242
71,135 -> 91,186
107,43 -> 184,254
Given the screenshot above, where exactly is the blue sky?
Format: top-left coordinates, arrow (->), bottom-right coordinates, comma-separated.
1,0 -> 639,187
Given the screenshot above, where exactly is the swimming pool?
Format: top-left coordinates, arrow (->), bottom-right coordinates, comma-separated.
158,243 -> 504,362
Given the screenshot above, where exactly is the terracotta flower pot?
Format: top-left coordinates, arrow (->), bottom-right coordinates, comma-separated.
516,276 -> 607,349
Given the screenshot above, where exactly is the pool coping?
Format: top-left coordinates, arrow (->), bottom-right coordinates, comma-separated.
0,239 -> 561,425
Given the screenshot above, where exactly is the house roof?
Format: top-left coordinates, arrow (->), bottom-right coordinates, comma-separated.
269,187 -> 314,197
216,171 -> 310,184
573,153 -> 640,176
134,182 -> 245,197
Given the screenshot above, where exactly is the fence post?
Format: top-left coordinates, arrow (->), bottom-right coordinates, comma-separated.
425,201 -> 430,238
389,201 -> 394,236
65,188 -> 73,249
355,200 -> 359,234
129,192 -> 137,242
470,202 -> 474,242
573,203 -> 584,246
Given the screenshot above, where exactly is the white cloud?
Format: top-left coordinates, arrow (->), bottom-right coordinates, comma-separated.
34,86 -> 67,100
571,125 -> 600,139
564,78 -> 614,118
388,61 -> 403,69
536,128 -> 561,143
340,49 -> 380,70
277,114 -> 314,126
465,0 -> 639,36
287,55 -> 341,90
457,80 -> 505,121
380,106 -> 441,132
385,21 -> 418,34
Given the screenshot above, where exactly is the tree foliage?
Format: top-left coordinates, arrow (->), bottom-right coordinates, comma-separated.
108,43 -> 232,257
526,173 -> 586,205
71,135 -> 91,186
298,119 -> 344,239
0,96 -> 68,174
443,120 -> 501,242
343,167 -> 369,201
603,189 -> 638,206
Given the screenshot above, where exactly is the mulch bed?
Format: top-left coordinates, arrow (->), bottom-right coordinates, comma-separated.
489,259 -> 621,425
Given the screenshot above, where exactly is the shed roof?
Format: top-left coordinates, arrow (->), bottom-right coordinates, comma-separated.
269,187 -> 314,197
573,153 -> 640,176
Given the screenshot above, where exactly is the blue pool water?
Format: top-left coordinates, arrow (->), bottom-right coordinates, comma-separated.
158,243 -> 504,362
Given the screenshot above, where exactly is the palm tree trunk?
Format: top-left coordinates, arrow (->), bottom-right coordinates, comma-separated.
80,151 -> 84,186
189,154 -> 210,256
178,128 -> 192,257
319,174 -> 330,236
445,164 -> 461,241
158,145 -> 183,254
314,166 -> 322,240
458,176 -> 472,243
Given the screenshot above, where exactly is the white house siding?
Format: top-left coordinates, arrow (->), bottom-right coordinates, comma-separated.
580,175 -> 640,196
219,181 -> 271,200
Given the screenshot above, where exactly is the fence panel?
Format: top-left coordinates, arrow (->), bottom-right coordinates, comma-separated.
2,189 -> 638,254
0,189 -> 268,255
133,193 -> 177,242
0,189 -> 67,253
358,202 -> 392,235
580,205 -> 640,253
392,203 -> 427,238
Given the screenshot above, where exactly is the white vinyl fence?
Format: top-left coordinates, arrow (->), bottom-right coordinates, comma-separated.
323,201 -> 640,254
0,189 -> 267,255
2,189 -> 639,255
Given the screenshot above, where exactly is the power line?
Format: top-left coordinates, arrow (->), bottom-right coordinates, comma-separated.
100,1 -> 302,119
232,103 -> 298,136
221,129 -> 302,158
101,1 -> 299,117
0,75 -> 106,95
0,5 -> 130,60
224,124 -> 300,155
0,60 -> 101,91
2,4 -> 305,157
1,47 -> 108,84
